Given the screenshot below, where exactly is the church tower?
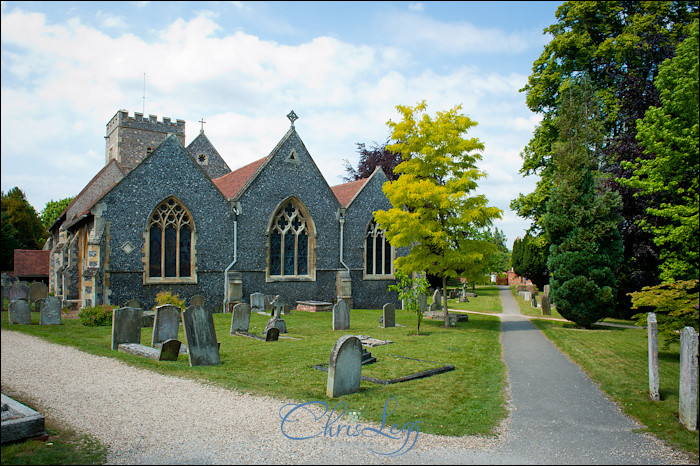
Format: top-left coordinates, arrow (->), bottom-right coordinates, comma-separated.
105,110 -> 186,172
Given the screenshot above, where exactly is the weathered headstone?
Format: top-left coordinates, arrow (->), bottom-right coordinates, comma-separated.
523,291 -> 531,302
7,282 -> 30,302
8,299 -> 31,324
381,303 -> 395,328
449,289 -> 458,299
647,312 -> 660,401
151,305 -> 181,346
264,316 -> 287,334
29,282 -> 48,304
39,296 -> 61,325
159,339 -> 182,361
190,294 -> 205,307
230,302 -> 252,333
264,327 -> 280,342
432,289 -> 442,310
429,302 -> 438,312
326,335 -> 362,397
34,298 -> 45,315
181,305 -> 220,366
118,339 -> 181,361
271,295 -> 285,319
530,295 -> 538,308
543,284 -> 550,296
332,299 -> 350,330
540,295 -> 551,316
125,298 -> 143,310
679,326 -> 698,431
111,307 -> 142,350
250,292 -> 265,313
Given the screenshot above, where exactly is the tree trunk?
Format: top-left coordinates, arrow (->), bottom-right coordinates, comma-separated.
442,276 -> 449,327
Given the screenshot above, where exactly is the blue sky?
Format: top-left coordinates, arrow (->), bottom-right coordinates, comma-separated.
1,1 -> 562,248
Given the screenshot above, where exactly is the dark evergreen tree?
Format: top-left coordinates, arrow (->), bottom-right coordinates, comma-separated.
342,142 -> 403,182
511,234 -> 549,290
544,77 -> 623,328
1,187 -> 46,270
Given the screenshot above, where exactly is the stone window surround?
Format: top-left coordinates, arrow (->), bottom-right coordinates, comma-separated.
266,196 -> 316,282
143,196 -> 198,285
364,219 -> 395,280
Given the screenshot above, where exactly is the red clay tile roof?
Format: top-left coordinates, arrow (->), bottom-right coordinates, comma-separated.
13,250 -> 50,277
331,178 -> 369,208
213,157 -> 267,200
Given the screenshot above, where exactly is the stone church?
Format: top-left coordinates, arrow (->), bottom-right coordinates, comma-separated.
47,110 -> 402,311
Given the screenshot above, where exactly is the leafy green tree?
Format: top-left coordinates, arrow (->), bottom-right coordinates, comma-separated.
511,233 -> 549,291
484,227 -> 511,275
1,188 -> 46,269
41,196 -> 75,231
629,280 -> 699,348
1,211 -> 20,271
374,101 -> 502,327
624,20 -> 699,282
342,142 -> 403,182
388,270 -> 430,335
543,77 -> 623,328
512,1 -> 697,315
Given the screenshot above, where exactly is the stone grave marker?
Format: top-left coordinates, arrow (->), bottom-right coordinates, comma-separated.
540,295 -> 551,316
250,292 -> 265,313
530,295 -> 538,308
264,295 -> 275,314
7,282 -> 30,302
125,298 -> 144,310
29,282 -> 48,304
151,305 -> 181,346
326,335 -> 362,398
111,307 -> 142,350
523,291 -> 531,302
182,305 -> 221,366
679,326 -> 698,431
34,298 -> 45,315
230,302 -> 252,333
432,289 -> 442,310
647,312 -> 660,401
271,295 -> 285,319
190,295 -> 205,307
543,284 -> 550,296
382,303 -> 395,328
333,299 -> 350,330
39,296 -> 61,325
264,315 -> 287,334
159,339 -> 182,361
264,327 -> 280,342
8,299 -> 31,324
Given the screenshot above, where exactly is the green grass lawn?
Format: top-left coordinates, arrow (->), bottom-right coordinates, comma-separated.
1,303 -> 507,438
530,319 -> 699,459
430,285 -> 503,314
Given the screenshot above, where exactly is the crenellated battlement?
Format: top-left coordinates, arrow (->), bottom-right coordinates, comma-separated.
106,109 -> 185,137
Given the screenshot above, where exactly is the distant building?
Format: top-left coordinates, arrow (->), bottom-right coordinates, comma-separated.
506,268 -> 532,286
13,250 -> 50,284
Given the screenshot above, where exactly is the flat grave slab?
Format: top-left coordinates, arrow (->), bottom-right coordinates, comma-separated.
1,393 -> 46,444
296,301 -> 332,312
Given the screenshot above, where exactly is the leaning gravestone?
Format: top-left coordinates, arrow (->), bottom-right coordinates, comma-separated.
264,327 -> 280,342
182,305 -> 220,366
39,296 -> 61,325
540,295 -> 551,316
264,315 -> 287,334
151,305 -> 181,346
647,312 -> 660,401
230,302 -> 252,333
326,335 -> 362,398
190,295 -> 205,307
679,326 -> 698,431
333,299 -> 350,330
432,289 -> 442,310
382,303 -> 395,328
7,282 -> 30,302
29,282 -> 48,304
111,307 -> 142,350
8,299 -> 31,324
250,292 -> 265,313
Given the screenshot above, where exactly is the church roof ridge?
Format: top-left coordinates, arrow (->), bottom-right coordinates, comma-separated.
212,156 -> 267,200
331,166 -> 387,208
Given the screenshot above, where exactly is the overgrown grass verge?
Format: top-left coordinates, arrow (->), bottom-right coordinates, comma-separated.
0,391 -> 108,465
531,318 -> 699,459
1,305 -> 507,438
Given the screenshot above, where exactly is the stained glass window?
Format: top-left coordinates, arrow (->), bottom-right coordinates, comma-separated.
365,220 -> 393,277
269,200 -> 312,277
147,197 -> 194,281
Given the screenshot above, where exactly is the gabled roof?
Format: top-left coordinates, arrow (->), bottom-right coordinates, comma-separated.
330,166 -> 388,208
13,250 -> 50,277
50,159 -> 126,232
213,156 -> 267,200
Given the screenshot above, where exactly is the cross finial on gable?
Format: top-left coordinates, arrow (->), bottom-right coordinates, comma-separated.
287,110 -> 298,128
199,118 -> 206,133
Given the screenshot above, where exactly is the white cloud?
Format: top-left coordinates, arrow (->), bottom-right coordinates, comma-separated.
96,11 -> 127,29
408,3 -> 424,12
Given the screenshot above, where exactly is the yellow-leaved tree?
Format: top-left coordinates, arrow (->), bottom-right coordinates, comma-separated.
374,101 -> 502,327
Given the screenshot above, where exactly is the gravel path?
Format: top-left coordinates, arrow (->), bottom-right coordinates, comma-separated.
1,289 -> 695,464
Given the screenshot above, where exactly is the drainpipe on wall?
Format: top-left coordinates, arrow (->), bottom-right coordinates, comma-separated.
223,205 -> 239,311
338,210 -> 350,273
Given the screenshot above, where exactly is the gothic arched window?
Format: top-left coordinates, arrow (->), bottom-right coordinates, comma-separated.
365,219 -> 393,278
146,197 -> 196,283
268,199 -> 315,280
